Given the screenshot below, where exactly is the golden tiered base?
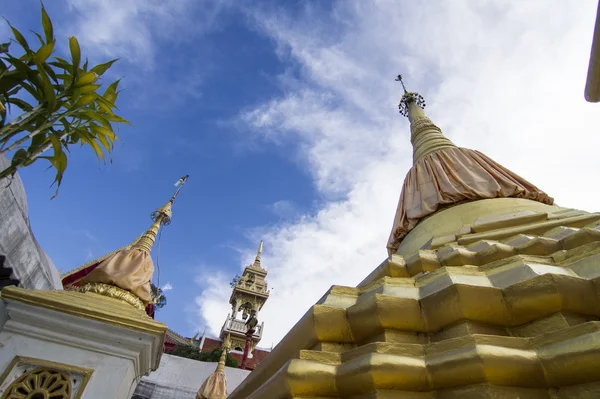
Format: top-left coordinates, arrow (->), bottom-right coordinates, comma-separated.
229,199 -> 600,399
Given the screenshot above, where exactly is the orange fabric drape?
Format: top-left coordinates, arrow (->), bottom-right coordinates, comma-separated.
197,372 -> 227,399
80,248 -> 154,303
387,147 -> 553,254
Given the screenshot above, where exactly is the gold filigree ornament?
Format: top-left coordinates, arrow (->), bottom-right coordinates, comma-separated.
78,282 -> 145,310
2,368 -> 71,399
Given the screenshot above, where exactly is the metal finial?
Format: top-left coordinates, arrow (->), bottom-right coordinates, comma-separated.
150,175 -> 189,226
395,74 -> 408,94
396,74 -> 426,117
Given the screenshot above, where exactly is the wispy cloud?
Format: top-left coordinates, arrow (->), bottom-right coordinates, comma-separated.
64,0 -> 231,65
195,270 -> 231,332
82,230 -> 99,242
267,200 -> 299,219
161,282 -> 173,291
197,0 -> 600,346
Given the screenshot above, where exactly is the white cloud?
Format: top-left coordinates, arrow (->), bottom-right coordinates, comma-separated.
161,282 -> 173,291
64,0 -> 230,64
268,200 -> 299,219
196,0 -> 600,347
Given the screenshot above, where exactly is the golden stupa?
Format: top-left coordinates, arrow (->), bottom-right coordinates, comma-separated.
228,77 -> 600,398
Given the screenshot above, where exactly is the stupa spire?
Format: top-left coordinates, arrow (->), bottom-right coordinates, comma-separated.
132,174 -> 189,252
386,75 -> 552,254
79,175 -> 189,307
395,74 -> 456,164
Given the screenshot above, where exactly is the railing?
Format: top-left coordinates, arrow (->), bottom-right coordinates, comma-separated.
221,318 -> 263,339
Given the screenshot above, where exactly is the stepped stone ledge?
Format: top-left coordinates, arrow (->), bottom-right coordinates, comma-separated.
229,199 -> 600,398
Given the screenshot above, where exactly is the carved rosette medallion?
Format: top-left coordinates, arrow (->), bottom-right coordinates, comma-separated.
0,357 -> 92,399
2,368 -> 71,399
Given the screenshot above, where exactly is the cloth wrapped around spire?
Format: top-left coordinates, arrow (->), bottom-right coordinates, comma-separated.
79,200 -> 172,304
387,78 -> 553,254
79,176 -> 187,305
197,335 -> 230,399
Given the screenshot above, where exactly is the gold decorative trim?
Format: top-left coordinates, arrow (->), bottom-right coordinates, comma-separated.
0,356 -> 93,399
78,282 -> 145,310
0,287 -> 166,335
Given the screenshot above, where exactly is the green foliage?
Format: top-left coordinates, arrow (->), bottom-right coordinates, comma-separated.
229,274 -> 240,288
150,283 -> 167,309
0,2 -> 129,197
170,345 -> 239,368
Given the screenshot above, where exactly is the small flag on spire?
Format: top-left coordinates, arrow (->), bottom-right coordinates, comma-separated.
174,174 -> 189,187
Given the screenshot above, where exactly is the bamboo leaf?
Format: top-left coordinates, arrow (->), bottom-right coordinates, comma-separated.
90,124 -> 118,145
41,3 -> 54,43
33,58 -> 56,111
0,59 -> 7,78
49,58 -> 74,74
68,36 -> 80,70
95,96 -> 115,115
70,87 -> 81,106
39,135 -> 68,198
73,93 -> 96,107
32,31 -> 45,46
79,128 -> 105,162
96,130 -> 111,152
103,113 -> 130,125
78,83 -> 101,94
30,129 -> 45,148
74,71 -> 98,87
90,59 -> 118,76
0,70 -> 27,95
19,81 -> 44,102
103,79 -> 121,103
6,97 -> 33,112
34,40 -> 54,63
41,61 -> 58,83
5,85 -> 22,97
11,149 -> 29,167
82,110 -> 111,128
7,55 -> 29,75
9,25 -> 29,50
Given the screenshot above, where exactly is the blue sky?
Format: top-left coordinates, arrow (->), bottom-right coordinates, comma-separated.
2,0 -> 318,337
3,0 -> 600,347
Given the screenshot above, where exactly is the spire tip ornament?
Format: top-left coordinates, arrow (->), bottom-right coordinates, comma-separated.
396,74 -> 426,117
255,240 -> 263,263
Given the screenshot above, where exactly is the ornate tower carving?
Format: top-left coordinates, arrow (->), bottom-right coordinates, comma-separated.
220,241 -> 269,354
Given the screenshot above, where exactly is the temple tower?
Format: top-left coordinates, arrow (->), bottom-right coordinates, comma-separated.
229,78 -> 600,399
220,241 -> 269,356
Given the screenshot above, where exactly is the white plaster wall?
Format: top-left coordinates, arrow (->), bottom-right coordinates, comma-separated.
133,354 -> 250,398
0,331 -> 136,398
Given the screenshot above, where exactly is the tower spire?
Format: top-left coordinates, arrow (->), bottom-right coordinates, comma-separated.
395,74 -> 456,164
253,240 -> 263,267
